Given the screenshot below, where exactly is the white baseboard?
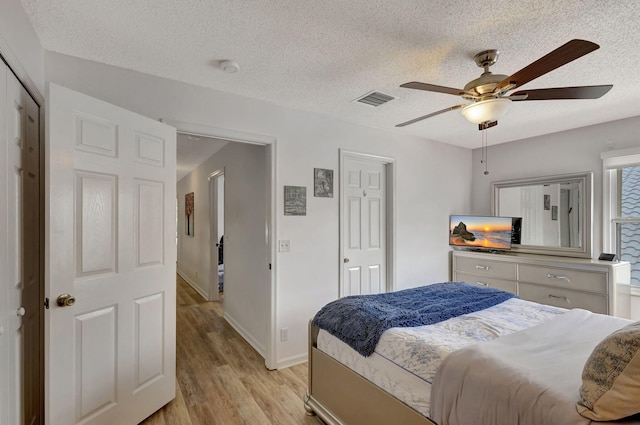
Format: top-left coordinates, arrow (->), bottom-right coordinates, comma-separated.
177,269 -> 208,301
275,352 -> 308,370
223,312 -> 266,359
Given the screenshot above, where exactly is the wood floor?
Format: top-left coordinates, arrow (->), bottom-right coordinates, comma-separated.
140,276 -> 320,425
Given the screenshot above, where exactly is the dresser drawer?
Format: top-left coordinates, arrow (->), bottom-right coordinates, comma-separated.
455,272 -> 517,295
518,282 -> 608,314
454,256 -> 516,280
518,264 -> 608,294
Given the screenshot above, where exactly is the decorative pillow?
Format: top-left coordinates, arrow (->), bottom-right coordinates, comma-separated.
577,321 -> 640,421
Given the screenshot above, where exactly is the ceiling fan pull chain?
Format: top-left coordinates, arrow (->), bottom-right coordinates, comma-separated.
481,127 -> 489,175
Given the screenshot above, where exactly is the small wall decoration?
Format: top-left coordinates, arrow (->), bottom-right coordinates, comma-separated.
551,205 -> 558,221
284,186 -> 306,216
185,192 -> 195,236
544,194 -> 551,210
314,168 -> 334,198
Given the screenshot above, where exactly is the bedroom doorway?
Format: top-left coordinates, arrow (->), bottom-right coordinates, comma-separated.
170,120 -> 277,370
340,150 -> 395,297
209,169 -> 225,301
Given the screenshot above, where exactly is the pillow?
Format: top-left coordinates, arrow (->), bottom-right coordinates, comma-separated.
577,320 -> 640,421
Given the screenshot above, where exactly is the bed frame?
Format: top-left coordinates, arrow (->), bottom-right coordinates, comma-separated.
304,323 -> 437,425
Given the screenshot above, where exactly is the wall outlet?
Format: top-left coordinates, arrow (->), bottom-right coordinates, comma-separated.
280,327 -> 289,341
278,240 -> 290,252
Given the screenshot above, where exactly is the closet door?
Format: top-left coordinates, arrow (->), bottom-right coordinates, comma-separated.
21,73 -> 42,425
0,58 -> 9,425
0,58 -> 41,425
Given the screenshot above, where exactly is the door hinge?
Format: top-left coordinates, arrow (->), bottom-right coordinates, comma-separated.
44,297 -> 49,309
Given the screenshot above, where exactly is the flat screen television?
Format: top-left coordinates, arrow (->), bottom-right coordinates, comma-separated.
449,215 -> 513,251
511,217 -> 522,245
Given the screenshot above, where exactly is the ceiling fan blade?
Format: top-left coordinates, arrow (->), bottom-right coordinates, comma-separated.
400,82 -> 466,96
496,39 -> 600,91
511,85 -> 613,101
396,104 -> 465,127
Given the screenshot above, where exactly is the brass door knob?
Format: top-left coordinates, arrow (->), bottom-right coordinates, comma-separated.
56,293 -> 76,307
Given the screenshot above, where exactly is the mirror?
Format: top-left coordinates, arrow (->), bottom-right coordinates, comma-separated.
491,172 -> 593,258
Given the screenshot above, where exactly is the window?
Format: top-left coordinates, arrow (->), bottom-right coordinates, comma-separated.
603,148 -> 640,286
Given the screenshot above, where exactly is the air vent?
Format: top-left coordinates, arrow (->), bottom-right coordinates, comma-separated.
353,91 -> 396,107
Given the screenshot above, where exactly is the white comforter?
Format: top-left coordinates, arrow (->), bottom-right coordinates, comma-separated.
430,309 -> 634,425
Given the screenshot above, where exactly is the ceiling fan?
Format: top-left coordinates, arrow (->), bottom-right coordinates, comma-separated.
396,39 -> 613,130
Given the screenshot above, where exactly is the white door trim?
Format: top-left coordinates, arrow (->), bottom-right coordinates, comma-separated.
339,149 -> 396,295
208,169 -> 224,301
161,119 -> 278,370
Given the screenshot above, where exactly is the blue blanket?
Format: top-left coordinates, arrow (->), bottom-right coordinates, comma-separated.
312,282 -> 516,357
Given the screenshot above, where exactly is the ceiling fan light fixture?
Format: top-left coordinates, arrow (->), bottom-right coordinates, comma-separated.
461,98 -> 512,124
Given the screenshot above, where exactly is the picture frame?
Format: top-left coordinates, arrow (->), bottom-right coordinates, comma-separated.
185,192 -> 195,236
551,205 -> 558,221
284,186 -> 306,216
544,194 -> 551,210
314,168 -> 334,198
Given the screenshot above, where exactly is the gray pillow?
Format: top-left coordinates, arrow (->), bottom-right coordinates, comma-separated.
577,321 -> 640,421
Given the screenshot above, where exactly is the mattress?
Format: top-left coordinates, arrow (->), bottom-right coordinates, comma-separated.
316,297 -> 565,417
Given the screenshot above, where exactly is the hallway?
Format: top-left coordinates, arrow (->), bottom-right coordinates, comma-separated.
141,276 -> 318,424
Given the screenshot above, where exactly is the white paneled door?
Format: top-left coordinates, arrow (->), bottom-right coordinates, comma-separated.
342,156 -> 387,296
46,84 -> 176,425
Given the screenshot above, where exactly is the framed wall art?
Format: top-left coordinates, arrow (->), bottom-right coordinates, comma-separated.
314,168 -> 334,198
185,192 -> 195,236
284,186 -> 306,216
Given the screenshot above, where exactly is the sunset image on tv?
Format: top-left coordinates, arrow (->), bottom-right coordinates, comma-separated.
449,215 -> 513,250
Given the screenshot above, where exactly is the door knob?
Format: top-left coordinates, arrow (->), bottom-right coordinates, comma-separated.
344,258 -> 350,263
16,307 -> 26,317
56,293 -> 76,307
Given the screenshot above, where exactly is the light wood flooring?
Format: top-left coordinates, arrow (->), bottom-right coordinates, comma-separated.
140,276 -> 320,425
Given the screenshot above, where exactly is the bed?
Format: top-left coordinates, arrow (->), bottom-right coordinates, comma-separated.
304,282 -> 640,425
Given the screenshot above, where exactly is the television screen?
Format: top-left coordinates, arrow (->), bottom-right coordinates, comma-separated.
449,215 -> 513,250
511,217 -> 522,245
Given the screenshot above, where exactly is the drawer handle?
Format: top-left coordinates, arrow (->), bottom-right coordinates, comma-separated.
547,273 -> 570,282
475,281 -> 490,287
476,265 -> 490,271
548,294 -> 570,304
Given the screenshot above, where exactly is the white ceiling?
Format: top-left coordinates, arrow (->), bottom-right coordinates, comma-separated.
176,134 -> 227,181
20,0 -> 640,149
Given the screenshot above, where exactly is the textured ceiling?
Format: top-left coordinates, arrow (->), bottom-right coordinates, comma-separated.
20,0 -> 640,149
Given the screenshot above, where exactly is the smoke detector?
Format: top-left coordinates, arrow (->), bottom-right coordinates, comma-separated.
220,60 -> 240,73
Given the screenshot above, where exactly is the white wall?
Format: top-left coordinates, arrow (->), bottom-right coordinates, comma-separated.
44,51 -> 473,368
631,289 -> 640,321
177,141 -> 269,355
471,116 -> 640,256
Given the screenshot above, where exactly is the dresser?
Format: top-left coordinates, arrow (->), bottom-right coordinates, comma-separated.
451,250 -> 631,316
